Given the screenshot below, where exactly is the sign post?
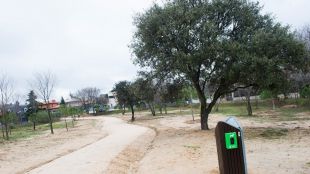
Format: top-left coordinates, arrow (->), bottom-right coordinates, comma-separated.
215,117 -> 248,174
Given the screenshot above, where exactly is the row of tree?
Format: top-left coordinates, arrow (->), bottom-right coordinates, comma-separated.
0,72 -> 57,140
113,76 -> 190,121
1,72 -> 96,140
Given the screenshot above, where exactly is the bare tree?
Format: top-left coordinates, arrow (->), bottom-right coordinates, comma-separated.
32,72 -> 56,134
71,87 -> 100,114
97,94 -> 109,106
70,90 -> 88,110
0,74 -> 14,140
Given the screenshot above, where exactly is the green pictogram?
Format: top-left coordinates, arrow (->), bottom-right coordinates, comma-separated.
225,132 -> 238,150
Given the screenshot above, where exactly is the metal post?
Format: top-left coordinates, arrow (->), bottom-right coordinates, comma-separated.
215,117 -> 248,174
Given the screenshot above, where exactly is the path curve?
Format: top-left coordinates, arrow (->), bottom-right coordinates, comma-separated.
27,117 -> 149,174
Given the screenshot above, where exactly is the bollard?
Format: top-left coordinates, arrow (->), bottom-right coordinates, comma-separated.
215,117 -> 248,174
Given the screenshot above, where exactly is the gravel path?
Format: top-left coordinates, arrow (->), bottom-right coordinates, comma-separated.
27,117 -> 149,174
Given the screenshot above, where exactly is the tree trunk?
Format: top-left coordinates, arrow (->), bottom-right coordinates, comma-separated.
1,123 -> 5,139
71,118 -> 74,128
179,105 -> 182,114
159,103 -> 163,114
191,102 -> 195,121
65,119 -> 68,131
215,99 -> 220,112
272,98 -> 276,110
246,91 -> 253,116
164,104 -> 167,114
193,81 -> 209,130
192,77 -> 223,130
122,105 -> 125,115
4,123 -> 9,140
200,100 -> 209,130
33,121 -> 36,130
255,95 -> 258,109
148,103 -> 156,116
197,91 -> 211,130
246,97 -> 253,116
47,110 -> 54,134
130,105 -> 135,122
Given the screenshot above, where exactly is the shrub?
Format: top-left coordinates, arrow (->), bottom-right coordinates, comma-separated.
300,85 -> 310,99
260,90 -> 273,100
33,111 -> 61,124
35,111 -> 49,123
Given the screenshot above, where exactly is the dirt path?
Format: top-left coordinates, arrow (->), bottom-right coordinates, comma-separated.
26,117 -> 151,174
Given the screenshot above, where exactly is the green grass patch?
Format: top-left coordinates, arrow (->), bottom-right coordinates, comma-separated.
211,100 -> 310,121
260,128 -> 288,139
277,107 -> 310,121
1,121 -> 70,142
212,102 -> 270,117
98,110 -> 126,115
212,104 -> 247,116
101,99 -> 310,121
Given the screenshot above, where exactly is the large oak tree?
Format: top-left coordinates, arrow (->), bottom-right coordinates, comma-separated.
131,0 -> 307,130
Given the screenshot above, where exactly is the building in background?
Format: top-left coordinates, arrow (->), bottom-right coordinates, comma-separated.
65,99 -> 83,108
107,92 -> 117,109
38,100 -> 59,110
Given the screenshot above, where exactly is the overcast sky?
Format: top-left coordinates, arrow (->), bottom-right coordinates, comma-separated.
0,0 -> 309,103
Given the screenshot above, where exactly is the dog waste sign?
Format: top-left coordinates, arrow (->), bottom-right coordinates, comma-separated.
225,132 -> 238,150
215,117 -> 248,174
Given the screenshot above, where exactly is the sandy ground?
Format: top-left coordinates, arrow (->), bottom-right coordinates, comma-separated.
1,110 -> 310,174
117,111 -> 310,174
0,117 -> 106,174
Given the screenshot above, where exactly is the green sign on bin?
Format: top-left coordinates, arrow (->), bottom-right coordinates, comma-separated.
225,132 -> 238,150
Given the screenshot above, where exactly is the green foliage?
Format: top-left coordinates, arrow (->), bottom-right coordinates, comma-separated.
131,0 -> 307,129
60,97 -> 66,106
132,78 -> 155,104
300,85 -> 310,98
298,98 -> 310,107
260,90 -> 274,99
181,86 -> 198,101
7,112 -> 18,124
112,81 -> 137,108
1,121 -> 69,141
25,90 -> 38,119
0,112 -> 17,124
35,111 -> 49,123
28,113 -> 37,123
34,111 -> 60,124
59,106 -> 82,117
59,105 -> 68,117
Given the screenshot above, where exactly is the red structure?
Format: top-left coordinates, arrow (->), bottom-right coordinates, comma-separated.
38,100 -> 59,110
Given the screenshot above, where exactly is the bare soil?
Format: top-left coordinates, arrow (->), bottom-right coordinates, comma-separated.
1,110 -> 310,174
0,117 -> 106,174
116,111 -> 310,174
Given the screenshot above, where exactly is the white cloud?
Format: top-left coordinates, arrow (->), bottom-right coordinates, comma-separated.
0,0 -> 309,103
259,0 -> 310,29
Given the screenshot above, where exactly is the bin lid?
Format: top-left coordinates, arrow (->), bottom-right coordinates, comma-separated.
225,117 -> 243,130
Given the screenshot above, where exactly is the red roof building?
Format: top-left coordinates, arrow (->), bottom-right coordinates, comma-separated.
38,100 -> 59,110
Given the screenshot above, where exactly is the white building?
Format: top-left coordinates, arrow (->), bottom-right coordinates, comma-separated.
107,92 -> 117,108
65,98 -> 83,108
